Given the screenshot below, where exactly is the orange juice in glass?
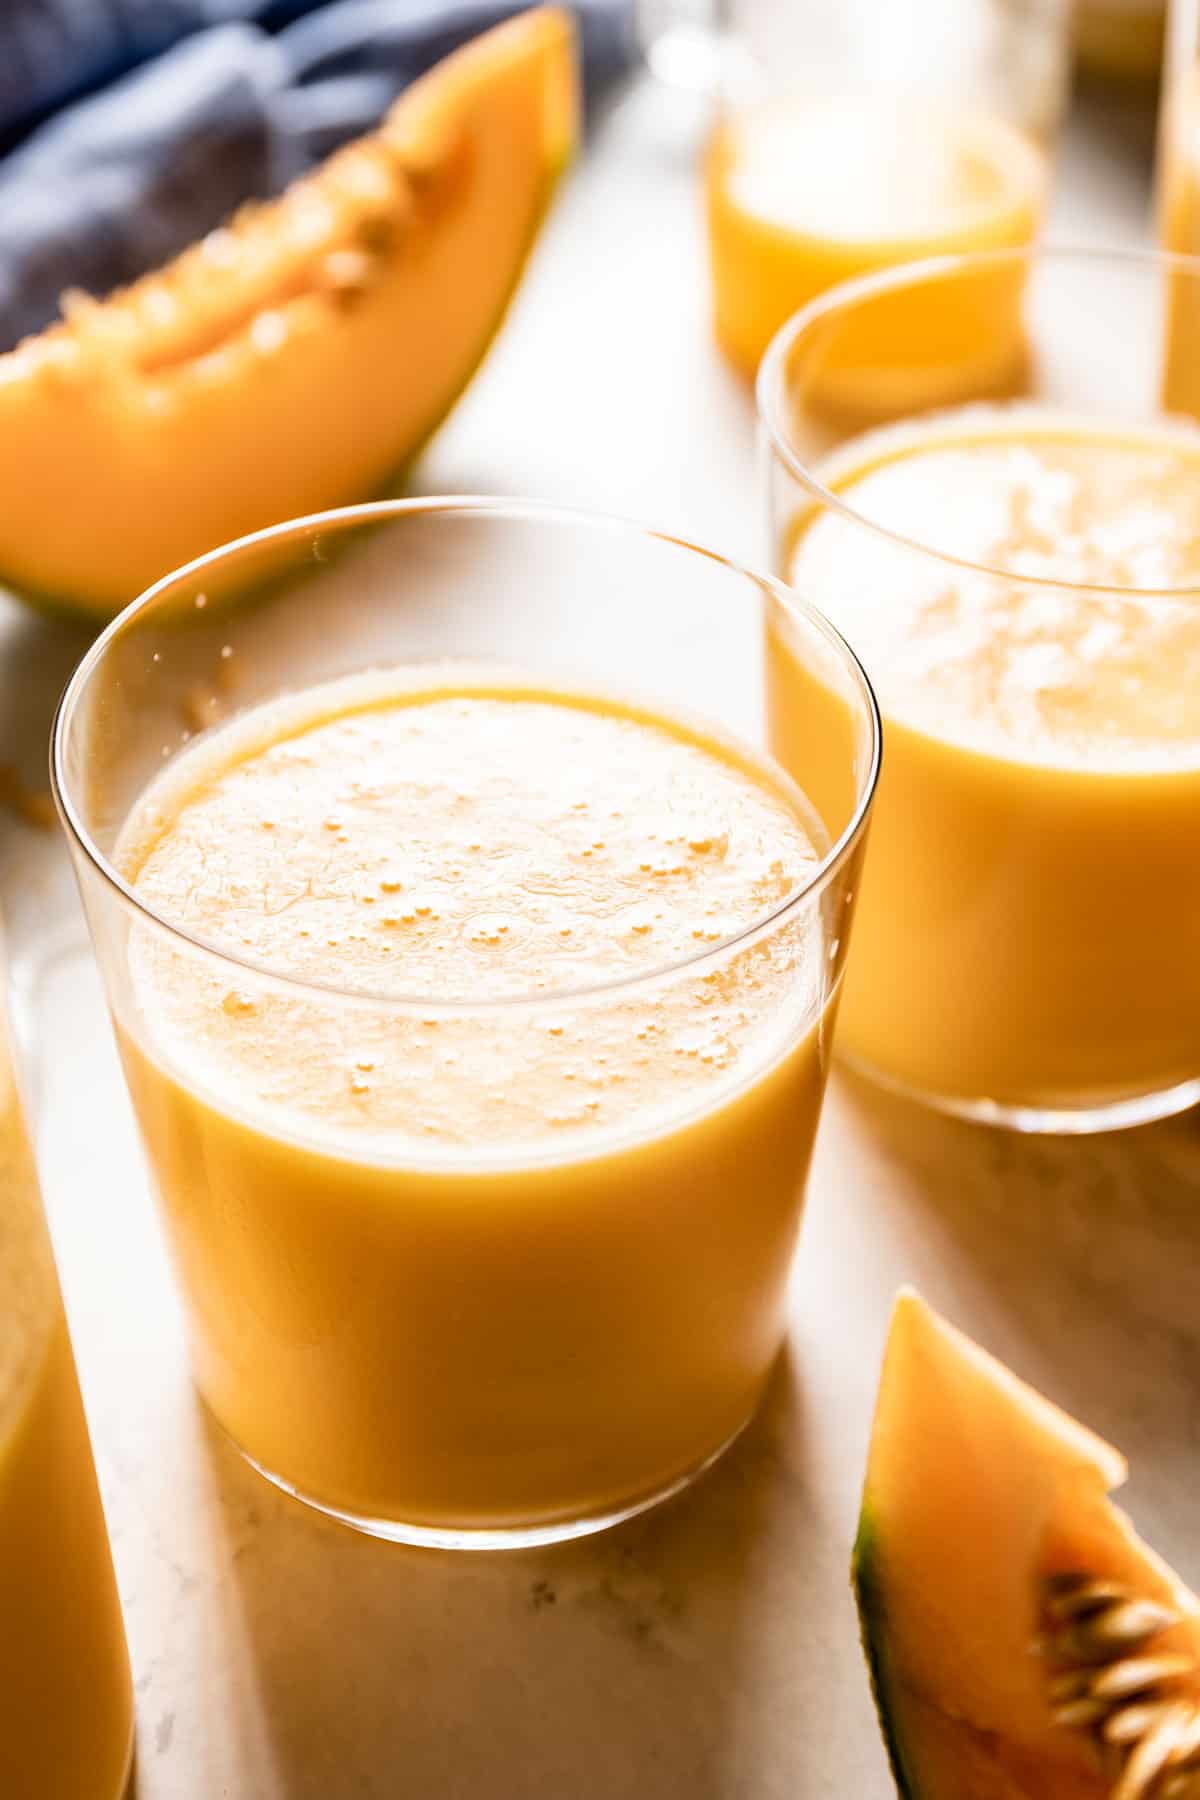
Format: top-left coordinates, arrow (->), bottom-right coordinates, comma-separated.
760,246 -> 1200,1132
702,0 -> 1067,377
0,951 -> 134,1797
54,503 -> 878,1546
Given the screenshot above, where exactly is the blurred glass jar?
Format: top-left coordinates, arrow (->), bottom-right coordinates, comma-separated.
689,0 -> 1070,376
1160,0 -> 1200,271
1076,0 -> 1165,84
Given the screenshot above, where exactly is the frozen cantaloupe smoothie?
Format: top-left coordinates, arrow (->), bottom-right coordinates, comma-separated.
115,671 -> 833,1531
776,410 -> 1200,1110
706,95 -> 1045,384
0,999 -> 133,1797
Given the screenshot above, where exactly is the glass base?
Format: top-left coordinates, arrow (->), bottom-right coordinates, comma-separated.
840,1051 -> 1200,1136
231,1416 -> 752,1550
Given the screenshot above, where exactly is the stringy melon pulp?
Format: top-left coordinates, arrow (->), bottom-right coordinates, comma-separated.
0,7 -> 577,617
854,1292 -> 1200,1798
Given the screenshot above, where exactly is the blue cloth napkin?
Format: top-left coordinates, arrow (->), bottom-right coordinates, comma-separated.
0,0 -> 633,350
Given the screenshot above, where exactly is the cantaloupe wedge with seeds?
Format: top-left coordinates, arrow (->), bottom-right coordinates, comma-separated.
855,1292 -> 1200,1798
0,7 -> 577,618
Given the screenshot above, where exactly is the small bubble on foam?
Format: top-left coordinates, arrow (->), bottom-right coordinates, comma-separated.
355,1057 -> 376,1073
379,872 -> 403,893
220,645 -> 233,660
194,592 -> 207,610
350,1075 -> 371,1096
324,817 -> 342,832
221,991 -> 256,1017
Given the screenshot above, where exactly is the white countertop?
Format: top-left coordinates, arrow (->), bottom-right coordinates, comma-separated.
2,68 -> 1192,1800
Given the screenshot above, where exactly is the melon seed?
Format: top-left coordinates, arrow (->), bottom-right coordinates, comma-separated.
1052,1696 -> 1109,1730
1113,1702 -> 1195,1800
1105,1701 -> 1177,1747
1069,1600 -> 1178,1661
322,248 -> 374,302
1093,1656 -> 1196,1702
1046,1577 -> 1130,1623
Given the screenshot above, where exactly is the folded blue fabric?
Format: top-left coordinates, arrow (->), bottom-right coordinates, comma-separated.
0,0 -> 632,350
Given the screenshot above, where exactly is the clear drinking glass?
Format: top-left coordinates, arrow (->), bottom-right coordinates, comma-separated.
642,0 -> 1070,129
1160,0 -> 1200,256
0,939 -> 134,1796
701,0 -> 1067,379
759,245 -> 1200,1133
53,500 -> 878,1548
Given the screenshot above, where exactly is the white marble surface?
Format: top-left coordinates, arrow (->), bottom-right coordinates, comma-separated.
2,68 -> 1194,1800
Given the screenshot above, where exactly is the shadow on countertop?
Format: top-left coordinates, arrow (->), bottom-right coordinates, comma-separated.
197,1344 -> 889,1800
829,1068 -> 1200,1577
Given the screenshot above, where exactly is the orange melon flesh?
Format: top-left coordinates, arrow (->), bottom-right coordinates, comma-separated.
854,1292 -> 1200,1798
0,8 -> 578,618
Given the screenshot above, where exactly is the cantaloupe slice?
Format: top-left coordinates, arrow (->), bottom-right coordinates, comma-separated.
855,1292 -> 1200,1799
0,7 -> 578,618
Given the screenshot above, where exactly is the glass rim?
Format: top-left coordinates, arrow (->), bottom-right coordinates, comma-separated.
51,494 -> 881,1016
755,241 -> 1200,603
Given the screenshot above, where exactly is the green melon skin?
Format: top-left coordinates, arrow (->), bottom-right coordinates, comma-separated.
853,1509 -> 921,1800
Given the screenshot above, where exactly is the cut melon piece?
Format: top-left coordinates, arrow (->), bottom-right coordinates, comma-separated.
0,7 -> 578,618
855,1291 -> 1200,1799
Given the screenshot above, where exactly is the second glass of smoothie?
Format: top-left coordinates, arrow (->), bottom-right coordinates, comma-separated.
0,942 -> 134,1798
53,501 -> 878,1547
759,245 -> 1200,1132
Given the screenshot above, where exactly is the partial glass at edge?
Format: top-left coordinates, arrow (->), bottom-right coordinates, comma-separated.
53,501 -> 878,1547
759,245 -> 1200,1133
0,940 -> 134,1796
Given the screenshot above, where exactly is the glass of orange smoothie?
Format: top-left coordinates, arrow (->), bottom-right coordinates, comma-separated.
0,943 -> 134,1796
759,244 -> 1200,1133
53,502 -> 878,1547
702,0 -> 1068,379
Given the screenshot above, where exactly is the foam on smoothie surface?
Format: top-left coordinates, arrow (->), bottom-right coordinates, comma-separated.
791,410 -> 1200,769
119,672 -> 828,1157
